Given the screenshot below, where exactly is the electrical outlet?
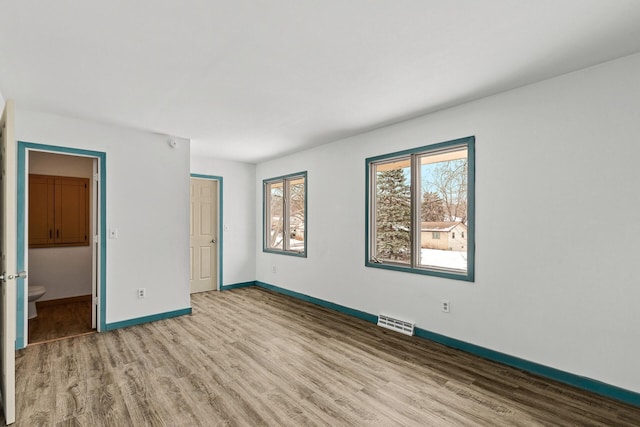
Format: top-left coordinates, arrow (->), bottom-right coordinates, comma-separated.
272,264 -> 277,274
442,300 -> 450,313
138,288 -> 146,299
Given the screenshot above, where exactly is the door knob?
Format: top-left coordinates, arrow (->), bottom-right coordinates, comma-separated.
211,238 -> 217,244
0,271 -> 27,281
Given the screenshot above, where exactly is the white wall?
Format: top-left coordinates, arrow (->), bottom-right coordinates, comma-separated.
190,156 -> 256,285
16,111 -> 191,324
255,53 -> 640,393
28,152 -> 93,301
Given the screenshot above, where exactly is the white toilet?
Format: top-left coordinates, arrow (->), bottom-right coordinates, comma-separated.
28,285 -> 46,319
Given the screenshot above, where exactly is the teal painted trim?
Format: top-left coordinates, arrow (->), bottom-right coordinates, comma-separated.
263,170 -> 308,183
466,136 -> 476,282
413,327 -> 640,408
15,144 -> 27,349
105,307 -> 192,331
366,135 -> 475,163
262,171 -> 307,257
365,262 -> 473,281
190,174 -> 223,290
364,136 -> 475,282
17,141 -> 108,338
254,281 -> 378,324
19,141 -> 108,159
220,281 -> 255,291
303,171 -> 307,257
248,280 -> 639,407
364,156 -> 371,269
262,248 -> 307,258
99,154 -> 107,332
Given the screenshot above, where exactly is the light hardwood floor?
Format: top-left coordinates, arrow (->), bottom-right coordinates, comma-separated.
5,287 -> 640,426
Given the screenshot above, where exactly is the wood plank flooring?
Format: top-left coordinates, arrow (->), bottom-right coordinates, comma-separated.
28,295 -> 94,344
5,287 -> 640,426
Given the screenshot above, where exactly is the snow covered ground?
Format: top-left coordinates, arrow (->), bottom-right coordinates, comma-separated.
420,248 -> 467,270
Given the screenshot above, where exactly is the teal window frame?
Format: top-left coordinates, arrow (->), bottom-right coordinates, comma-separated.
365,136 -> 475,282
263,171 -> 307,257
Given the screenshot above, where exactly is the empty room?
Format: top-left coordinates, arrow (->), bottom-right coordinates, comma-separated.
1,1 -> 640,425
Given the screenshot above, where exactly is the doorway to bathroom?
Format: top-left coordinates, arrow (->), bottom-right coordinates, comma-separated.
17,143 -> 106,347
28,151 -> 94,343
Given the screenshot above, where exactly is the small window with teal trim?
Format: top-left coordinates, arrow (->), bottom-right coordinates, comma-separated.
263,172 -> 307,257
366,136 -> 474,281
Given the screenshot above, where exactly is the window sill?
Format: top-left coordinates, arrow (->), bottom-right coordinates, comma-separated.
365,260 -> 473,282
263,248 -> 307,258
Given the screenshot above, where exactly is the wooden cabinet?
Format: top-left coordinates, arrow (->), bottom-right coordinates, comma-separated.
29,174 -> 90,248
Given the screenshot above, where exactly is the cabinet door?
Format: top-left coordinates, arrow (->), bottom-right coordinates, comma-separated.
55,177 -> 89,245
29,174 -> 89,247
28,175 -> 54,247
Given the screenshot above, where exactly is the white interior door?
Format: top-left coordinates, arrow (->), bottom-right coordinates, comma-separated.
0,100 -> 17,424
189,178 -> 217,293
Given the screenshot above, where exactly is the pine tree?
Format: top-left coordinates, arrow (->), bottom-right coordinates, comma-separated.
420,191 -> 446,222
375,168 -> 411,261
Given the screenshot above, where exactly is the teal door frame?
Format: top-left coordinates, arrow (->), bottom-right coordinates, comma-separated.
190,174 -> 223,290
16,141 -> 107,348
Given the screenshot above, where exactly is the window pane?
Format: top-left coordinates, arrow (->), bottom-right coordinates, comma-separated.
366,137 -> 473,281
418,147 -> 468,271
373,158 -> 411,264
267,181 -> 284,250
288,177 -> 305,252
263,172 -> 307,256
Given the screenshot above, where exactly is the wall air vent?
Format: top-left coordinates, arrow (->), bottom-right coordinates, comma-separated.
377,314 -> 414,336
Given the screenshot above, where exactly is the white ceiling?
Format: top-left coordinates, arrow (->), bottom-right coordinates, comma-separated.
2,1 -> 640,163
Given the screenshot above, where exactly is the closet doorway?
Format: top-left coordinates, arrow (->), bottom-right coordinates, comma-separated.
26,151 -> 97,344
189,175 -> 222,293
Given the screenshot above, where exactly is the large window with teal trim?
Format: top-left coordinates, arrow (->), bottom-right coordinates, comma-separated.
263,172 -> 307,257
366,136 -> 474,281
